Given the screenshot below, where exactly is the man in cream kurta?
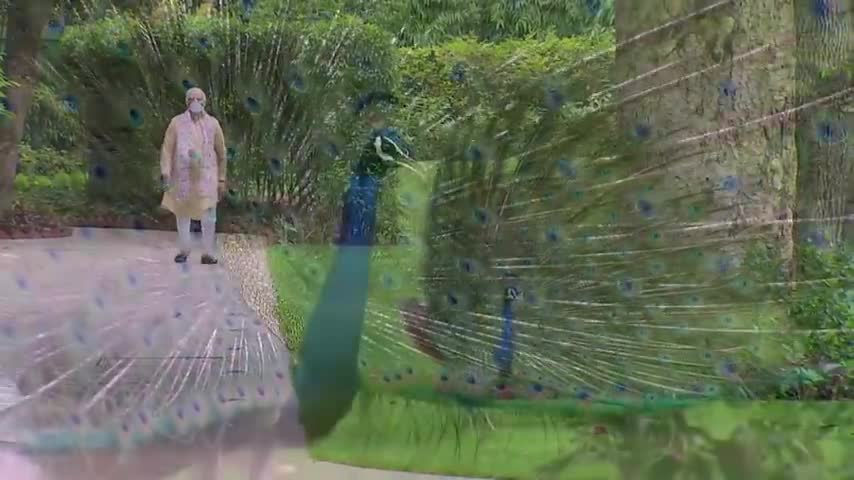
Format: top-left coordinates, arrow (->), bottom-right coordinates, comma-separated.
160,87 -> 227,264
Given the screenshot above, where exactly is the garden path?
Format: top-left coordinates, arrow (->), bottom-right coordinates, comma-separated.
0,228 -> 483,480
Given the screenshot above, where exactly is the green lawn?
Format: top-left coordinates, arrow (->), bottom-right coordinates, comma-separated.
267,244 -> 852,479
265,166 -> 852,479
308,394 -> 852,479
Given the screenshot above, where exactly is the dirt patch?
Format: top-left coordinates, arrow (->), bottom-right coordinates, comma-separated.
0,208 -> 72,239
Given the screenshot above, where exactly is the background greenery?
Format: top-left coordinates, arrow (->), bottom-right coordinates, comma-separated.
0,0 -> 850,478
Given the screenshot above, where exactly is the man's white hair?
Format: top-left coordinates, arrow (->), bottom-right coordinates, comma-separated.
185,87 -> 207,103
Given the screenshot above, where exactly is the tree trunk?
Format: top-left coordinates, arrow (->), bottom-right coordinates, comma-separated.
793,0 -> 854,251
614,0 -> 798,263
0,0 -> 55,217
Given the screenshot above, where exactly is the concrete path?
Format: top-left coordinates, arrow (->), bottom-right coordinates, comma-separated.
0,228 -> 480,480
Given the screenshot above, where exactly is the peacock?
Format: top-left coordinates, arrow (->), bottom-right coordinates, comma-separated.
1,0 -> 852,479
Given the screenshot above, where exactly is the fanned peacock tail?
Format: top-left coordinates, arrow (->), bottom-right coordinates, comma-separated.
273,2 -> 851,412
0,233 -> 297,479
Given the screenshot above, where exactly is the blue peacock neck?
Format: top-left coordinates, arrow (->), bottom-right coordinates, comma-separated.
338,174 -> 380,246
292,129 -> 405,441
494,288 -> 517,379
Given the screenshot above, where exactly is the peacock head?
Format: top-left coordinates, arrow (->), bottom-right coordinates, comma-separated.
354,127 -> 414,179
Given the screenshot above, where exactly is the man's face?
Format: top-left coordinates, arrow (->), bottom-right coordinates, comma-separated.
186,90 -> 206,109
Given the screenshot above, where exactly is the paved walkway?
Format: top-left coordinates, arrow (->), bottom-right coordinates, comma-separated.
0,228 -> 480,480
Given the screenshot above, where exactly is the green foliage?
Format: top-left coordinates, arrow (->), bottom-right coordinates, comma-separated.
17,144 -> 85,176
313,395 -> 852,479
14,170 -> 89,214
235,0 -> 614,46
46,10 -> 398,239
372,0 -> 614,46
789,245 -> 853,366
0,59 -> 13,120
392,33 -> 614,160
23,83 -> 85,151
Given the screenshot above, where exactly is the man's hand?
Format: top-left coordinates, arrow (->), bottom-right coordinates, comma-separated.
160,173 -> 171,192
218,180 -> 227,200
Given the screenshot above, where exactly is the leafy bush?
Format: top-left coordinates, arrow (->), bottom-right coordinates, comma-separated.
23,83 -> 85,152
14,171 -> 88,215
789,246 -> 853,364
45,11 -> 399,240
17,144 -> 85,176
391,33 -> 614,161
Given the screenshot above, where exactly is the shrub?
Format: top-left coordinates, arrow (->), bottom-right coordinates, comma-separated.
788,246 -> 853,366
17,144 -> 85,176
45,11 -> 399,240
391,33 -> 614,161
23,83 -> 85,152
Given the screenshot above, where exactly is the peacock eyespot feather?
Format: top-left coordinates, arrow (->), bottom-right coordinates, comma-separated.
1,324 -> 14,338
472,208 -> 490,224
719,360 -> 738,376
617,278 -> 638,296
61,95 -> 78,113
245,96 -> 261,113
116,41 -> 131,57
459,258 -> 477,273
268,157 -> 284,175
636,199 -> 655,218
288,72 -> 306,91
466,145 -> 483,162
450,62 -> 466,82
720,175 -> 740,192
556,159 -> 578,179
633,123 -> 651,140
545,87 -> 565,110
718,79 -> 737,99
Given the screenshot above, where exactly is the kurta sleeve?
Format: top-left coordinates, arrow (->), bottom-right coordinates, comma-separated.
213,120 -> 227,183
160,119 -> 177,178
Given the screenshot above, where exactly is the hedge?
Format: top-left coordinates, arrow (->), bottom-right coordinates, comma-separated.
44,12 -> 399,240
